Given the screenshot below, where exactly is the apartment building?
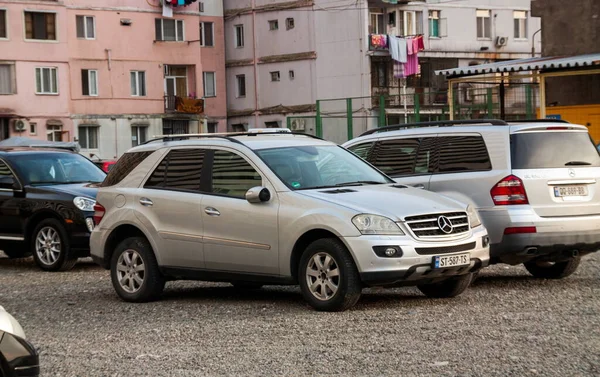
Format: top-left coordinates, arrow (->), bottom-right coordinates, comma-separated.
0,0 -> 226,159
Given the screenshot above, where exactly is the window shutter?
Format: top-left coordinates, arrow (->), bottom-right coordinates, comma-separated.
440,18 -> 448,37
76,16 -> 85,38
155,19 -> 162,41
176,20 -> 184,41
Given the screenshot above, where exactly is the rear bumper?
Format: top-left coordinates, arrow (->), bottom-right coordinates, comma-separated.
480,208 -> 600,264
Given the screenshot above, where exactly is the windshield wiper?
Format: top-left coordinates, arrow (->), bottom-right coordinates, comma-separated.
335,180 -> 386,186
565,161 -> 592,166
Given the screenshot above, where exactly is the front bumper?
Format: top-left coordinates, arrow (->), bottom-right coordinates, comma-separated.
65,210 -> 95,258
480,208 -> 600,264
342,226 -> 490,287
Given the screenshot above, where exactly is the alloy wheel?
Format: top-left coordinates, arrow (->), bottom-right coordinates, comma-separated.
305,252 -> 340,301
35,227 -> 61,266
116,249 -> 146,293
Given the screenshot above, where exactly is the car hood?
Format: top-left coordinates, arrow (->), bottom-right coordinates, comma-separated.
297,184 -> 466,221
36,183 -> 99,199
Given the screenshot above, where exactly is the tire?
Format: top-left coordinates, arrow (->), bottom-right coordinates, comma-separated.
231,281 -> 264,290
524,257 -> 581,279
298,238 -> 362,312
110,236 -> 165,302
31,219 -> 77,272
417,273 -> 473,298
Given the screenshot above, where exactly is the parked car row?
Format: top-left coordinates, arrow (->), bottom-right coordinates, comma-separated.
1,120 -> 599,312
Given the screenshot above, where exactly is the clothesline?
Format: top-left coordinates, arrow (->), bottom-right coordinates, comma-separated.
370,34 -> 424,78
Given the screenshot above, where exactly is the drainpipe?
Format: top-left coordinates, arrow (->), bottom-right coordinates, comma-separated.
252,0 -> 259,128
531,29 -> 541,57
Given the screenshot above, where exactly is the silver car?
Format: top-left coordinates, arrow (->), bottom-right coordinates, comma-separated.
344,119 -> 600,279
90,130 -> 489,311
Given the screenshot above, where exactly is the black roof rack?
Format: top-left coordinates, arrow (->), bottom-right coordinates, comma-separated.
504,119 -> 570,124
359,119 -> 508,136
141,131 -> 323,146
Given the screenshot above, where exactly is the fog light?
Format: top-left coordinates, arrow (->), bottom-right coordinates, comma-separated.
85,217 -> 95,233
385,248 -> 397,256
482,236 -> 490,248
372,246 -> 403,258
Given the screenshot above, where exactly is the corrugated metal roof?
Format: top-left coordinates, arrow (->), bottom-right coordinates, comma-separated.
435,53 -> 600,77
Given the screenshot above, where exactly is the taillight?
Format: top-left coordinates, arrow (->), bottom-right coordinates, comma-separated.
102,162 -> 110,173
93,203 -> 105,225
491,175 -> 529,205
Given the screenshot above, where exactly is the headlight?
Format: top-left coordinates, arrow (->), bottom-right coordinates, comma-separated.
73,197 -> 96,211
467,205 -> 482,228
352,214 -> 404,235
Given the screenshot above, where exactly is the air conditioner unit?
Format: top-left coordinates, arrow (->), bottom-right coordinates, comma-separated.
13,119 -> 27,133
290,118 -> 306,131
495,36 -> 508,47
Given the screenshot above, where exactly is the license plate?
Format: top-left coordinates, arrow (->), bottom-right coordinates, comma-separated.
433,253 -> 470,269
553,185 -> 588,197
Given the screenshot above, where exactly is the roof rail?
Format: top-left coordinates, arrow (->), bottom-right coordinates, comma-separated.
142,130 -> 323,146
359,119 -> 508,136
504,119 -> 570,124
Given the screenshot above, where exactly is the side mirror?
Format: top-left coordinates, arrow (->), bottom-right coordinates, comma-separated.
246,186 -> 271,203
0,176 -> 17,191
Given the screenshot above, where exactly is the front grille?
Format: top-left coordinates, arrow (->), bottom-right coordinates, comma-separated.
415,242 -> 476,255
404,211 -> 470,239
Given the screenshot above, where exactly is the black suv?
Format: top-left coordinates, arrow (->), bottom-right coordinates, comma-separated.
0,147 -> 106,271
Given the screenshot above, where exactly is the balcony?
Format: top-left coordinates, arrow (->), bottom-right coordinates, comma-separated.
164,95 -> 204,114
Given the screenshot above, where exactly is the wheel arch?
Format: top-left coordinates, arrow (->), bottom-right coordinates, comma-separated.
102,223 -> 158,270
24,210 -> 65,242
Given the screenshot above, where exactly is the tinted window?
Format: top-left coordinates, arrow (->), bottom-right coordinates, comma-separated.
101,152 -> 152,187
371,138 -> 420,176
414,137 -> 437,174
145,149 -> 205,192
211,150 -> 261,198
437,136 -> 491,173
11,152 -> 106,185
511,132 -> 600,169
347,142 -> 375,160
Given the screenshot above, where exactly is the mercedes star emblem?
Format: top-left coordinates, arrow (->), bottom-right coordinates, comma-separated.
437,216 -> 454,234
568,169 -> 576,177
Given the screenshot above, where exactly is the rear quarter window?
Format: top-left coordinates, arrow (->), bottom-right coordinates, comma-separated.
101,151 -> 153,187
437,135 -> 492,173
511,132 -> 600,169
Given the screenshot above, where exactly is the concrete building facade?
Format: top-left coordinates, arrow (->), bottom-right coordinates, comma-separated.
0,0 -> 227,159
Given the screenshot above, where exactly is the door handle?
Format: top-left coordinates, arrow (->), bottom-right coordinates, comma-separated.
413,184 -> 425,189
139,197 -> 153,206
204,207 -> 220,216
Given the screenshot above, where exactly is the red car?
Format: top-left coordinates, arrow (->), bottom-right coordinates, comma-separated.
93,160 -> 117,173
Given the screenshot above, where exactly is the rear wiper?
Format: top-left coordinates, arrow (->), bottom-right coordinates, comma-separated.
565,161 -> 592,166
335,180 -> 386,186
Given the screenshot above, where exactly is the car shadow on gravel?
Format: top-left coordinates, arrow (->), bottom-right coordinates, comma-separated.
0,256 -> 103,272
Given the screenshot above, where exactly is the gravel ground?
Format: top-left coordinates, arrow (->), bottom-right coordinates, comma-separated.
0,252 -> 599,377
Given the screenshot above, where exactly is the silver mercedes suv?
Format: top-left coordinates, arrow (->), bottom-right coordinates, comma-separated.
90,129 -> 489,311
344,119 -> 600,279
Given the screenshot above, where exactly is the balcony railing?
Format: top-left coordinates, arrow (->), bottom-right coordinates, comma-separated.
164,95 -> 204,114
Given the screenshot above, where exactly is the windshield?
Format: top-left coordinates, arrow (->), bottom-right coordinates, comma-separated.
256,145 -> 393,190
11,153 -> 106,185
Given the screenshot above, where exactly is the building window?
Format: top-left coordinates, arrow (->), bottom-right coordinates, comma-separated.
81,69 -> 98,96
286,18 -> 294,30
35,67 -> 58,94
162,119 -> 189,135
130,71 -> 146,96
268,20 -> 278,31
76,15 -> 95,39
369,12 -> 384,34
232,124 -> 246,132
47,124 -> 62,141
398,11 -> 423,36
514,11 -> 527,39
373,62 -> 387,87
236,74 -> 246,98
24,11 -> 56,41
235,24 -> 244,47
476,10 -> 491,39
429,10 -> 440,38
200,22 -> 214,47
0,64 -> 16,94
0,10 -> 7,39
203,72 -> 216,98
155,19 -> 184,41
78,126 -> 98,149
388,12 -> 396,27
265,121 -> 279,128
29,122 -> 37,135
207,122 -> 218,133
131,125 -> 147,147
289,70 -> 295,80
270,71 -> 280,82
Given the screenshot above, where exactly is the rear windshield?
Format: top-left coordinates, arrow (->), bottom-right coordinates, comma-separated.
101,151 -> 152,187
511,132 -> 600,169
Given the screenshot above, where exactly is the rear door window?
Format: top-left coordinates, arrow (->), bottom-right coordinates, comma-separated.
511,132 -> 600,169
371,138 -> 420,176
101,152 -> 152,187
144,149 -> 206,192
437,135 -> 491,173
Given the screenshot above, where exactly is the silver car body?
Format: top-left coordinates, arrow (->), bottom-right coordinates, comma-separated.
90,135 -> 489,286
343,122 -> 600,265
